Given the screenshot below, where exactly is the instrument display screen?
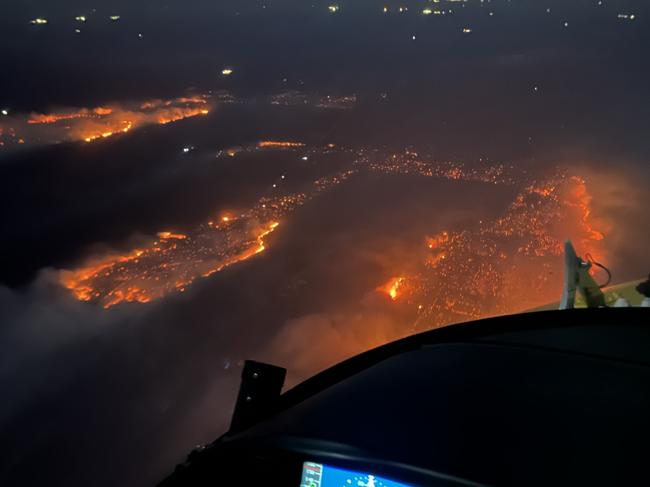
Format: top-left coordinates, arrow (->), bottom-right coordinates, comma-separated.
300,462 -> 415,487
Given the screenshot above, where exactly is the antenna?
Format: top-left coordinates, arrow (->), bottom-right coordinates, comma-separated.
559,240 -> 607,309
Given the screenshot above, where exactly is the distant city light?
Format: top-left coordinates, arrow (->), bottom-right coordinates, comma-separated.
109,15 -> 121,21
222,68 -> 234,76
1,109 -> 8,116
328,5 -> 339,13
29,18 -> 48,25
422,8 -> 433,15
462,27 -> 472,33
75,16 -> 87,22
383,6 -> 388,13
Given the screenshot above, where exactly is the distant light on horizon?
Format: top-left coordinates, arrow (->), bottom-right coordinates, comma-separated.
29,18 -> 48,25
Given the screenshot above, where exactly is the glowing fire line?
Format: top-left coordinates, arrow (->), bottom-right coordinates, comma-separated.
60,221 -> 279,309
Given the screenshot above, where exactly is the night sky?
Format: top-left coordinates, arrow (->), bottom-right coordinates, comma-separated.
1,1 -> 649,486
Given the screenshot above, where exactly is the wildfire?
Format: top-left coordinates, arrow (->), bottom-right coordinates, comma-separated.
566,176 -> 605,245
157,107 -> 210,125
58,165 -> 354,309
84,121 -> 133,142
202,222 -> 279,278
3,95 -> 213,148
60,221 -> 279,309
157,231 -> 187,240
385,173 -> 609,329
56,142 -> 609,323
140,97 -> 208,110
258,141 -> 305,149
379,277 -> 405,300
60,248 -> 146,302
426,232 -> 449,250
28,107 -> 113,125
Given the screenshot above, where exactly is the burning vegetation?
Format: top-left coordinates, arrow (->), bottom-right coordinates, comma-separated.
59,142 -> 607,323
0,95 -> 211,148
59,168 -> 354,308
378,174 -> 608,328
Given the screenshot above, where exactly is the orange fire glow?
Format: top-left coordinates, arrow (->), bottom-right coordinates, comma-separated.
566,176 -> 605,244
383,173 -> 609,329
258,141 -> 305,148
379,277 -> 405,300
13,95 -> 214,146
156,231 -> 188,240
60,248 -> 146,302
28,107 -> 114,125
202,222 -> 279,279
156,107 -> 210,125
60,220 -> 279,309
